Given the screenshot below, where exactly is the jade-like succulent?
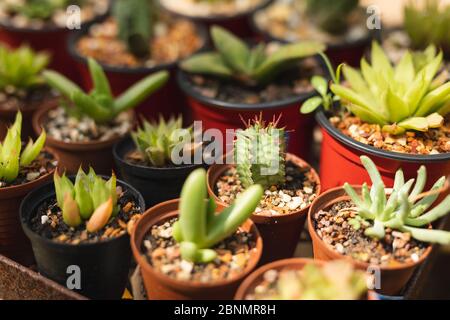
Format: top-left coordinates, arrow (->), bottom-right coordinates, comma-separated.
404,0 -> 450,55
54,167 -> 119,232
268,261 -> 367,300
344,156 -> 450,245
172,168 -> 263,263
306,0 -> 359,35
113,0 -> 155,58
235,116 -> 286,190
0,45 -> 50,92
132,115 -> 201,167
180,26 -> 325,86
43,58 -> 169,124
0,112 -> 46,183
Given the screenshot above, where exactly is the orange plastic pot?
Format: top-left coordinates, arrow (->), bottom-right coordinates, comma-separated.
131,199 -> 263,300
207,153 -> 320,264
307,186 -> 433,296
316,111 -> 450,192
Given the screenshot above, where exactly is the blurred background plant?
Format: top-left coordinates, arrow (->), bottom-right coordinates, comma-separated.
3,0 -> 85,21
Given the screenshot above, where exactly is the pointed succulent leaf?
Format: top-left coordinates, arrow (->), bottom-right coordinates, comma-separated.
411,176 -> 446,217
405,195 -> 450,227
88,58 -> 112,98
300,96 -> 323,114
42,70 -> 82,99
400,226 -> 450,245
62,193 -> 82,228
71,91 -> 111,123
180,52 -> 233,78
311,75 -> 328,97
54,172 -> 74,208
74,170 -> 94,220
409,166 -> 426,201
398,117 -> 429,132
86,197 -> 113,233
415,82 -> 450,117
20,130 -> 46,166
386,88 -> 410,123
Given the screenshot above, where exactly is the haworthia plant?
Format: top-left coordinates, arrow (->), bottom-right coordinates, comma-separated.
180,26 -> 325,86
235,116 -> 286,190
43,58 -> 169,124
172,168 -> 263,263
306,0 -> 359,35
54,167 -> 118,232
0,112 -> 46,183
344,155 -> 450,245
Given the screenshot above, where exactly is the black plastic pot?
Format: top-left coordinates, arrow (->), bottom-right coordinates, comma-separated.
113,136 -> 205,208
20,177 -> 145,300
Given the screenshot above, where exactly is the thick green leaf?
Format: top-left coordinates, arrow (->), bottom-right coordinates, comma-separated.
300,96 -> 323,114
386,87 -> 410,122
398,117 -> 429,132
42,70 -> 82,99
88,58 -> 112,98
311,75 -> 328,97
20,130 -> 46,166
414,82 -> 450,117
72,91 -> 111,123
180,52 -> 233,78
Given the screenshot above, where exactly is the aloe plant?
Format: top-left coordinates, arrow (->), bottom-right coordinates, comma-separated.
132,115 -> 201,167
0,112 -> 46,183
306,0 -> 359,35
172,168 -> 263,263
54,167 -> 119,232
42,58 -> 169,124
0,45 -> 50,92
344,156 -> 450,245
180,26 -> 325,86
235,116 -> 286,190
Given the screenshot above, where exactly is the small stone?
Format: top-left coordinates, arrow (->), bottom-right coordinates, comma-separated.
143,240 -> 152,250
41,215 -> 49,224
180,260 -> 193,274
335,243 -> 345,254
281,193 -> 292,203
288,197 -> 302,210
263,269 -> 278,283
411,253 -> 419,262
26,172 -> 40,181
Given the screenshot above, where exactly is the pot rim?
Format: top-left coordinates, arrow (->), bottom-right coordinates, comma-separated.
307,185 -> 433,272
0,147 -> 58,196
207,152 -> 321,221
19,175 -> 145,249
316,109 -> 450,162
32,104 -> 134,150
131,198 -> 263,289
158,0 -> 273,23
66,17 -> 209,75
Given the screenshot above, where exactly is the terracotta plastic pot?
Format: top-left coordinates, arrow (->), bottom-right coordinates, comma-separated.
307,186 -> 433,296
178,70 -> 320,159
207,153 -> 320,264
160,0 -> 273,38
131,199 -> 263,300
33,104 -> 134,175
235,257 -> 376,300
20,176 -> 145,300
67,23 -> 207,122
0,150 -> 58,266
316,111 -> 450,192
113,136 -> 206,208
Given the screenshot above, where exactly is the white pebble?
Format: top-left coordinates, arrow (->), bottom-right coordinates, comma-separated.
288,197 -> 302,210
41,215 -> 49,225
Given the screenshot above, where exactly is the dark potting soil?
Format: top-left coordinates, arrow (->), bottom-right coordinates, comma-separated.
0,151 -> 56,188
216,161 -> 318,216
313,200 -> 429,266
142,218 -> 256,282
0,86 -> 56,111
30,189 -> 143,244
187,57 -> 324,104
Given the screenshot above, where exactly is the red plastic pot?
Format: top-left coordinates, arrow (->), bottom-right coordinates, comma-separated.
316,110 -> 450,192
67,23 -> 207,122
177,70 -> 318,159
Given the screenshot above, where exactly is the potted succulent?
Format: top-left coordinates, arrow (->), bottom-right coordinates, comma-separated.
32,58 -> 169,174
20,167 -> 145,299
301,42 -> 450,190
178,26 -> 326,157
0,45 -> 58,140
131,168 -> 263,300
113,115 -> 205,208
0,0 -> 109,80
159,0 -> 272,37
308,155 -> 450,295
235,259 -> 370,300
252,0 -> 378,66
207,116 -> 320,264
0,112 -> 57,265
68,0 -> 207,121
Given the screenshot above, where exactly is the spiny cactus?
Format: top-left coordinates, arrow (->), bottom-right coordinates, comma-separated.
306,0 -> 359,35
132,115 -> 201,167
235,115 -> 286,190
344,156 -> 450,245
172,168 -> 263,263
180,26 -> 325,87
54,167 -> 119,232
0,112 -> 46,183
43,58 -> 169,124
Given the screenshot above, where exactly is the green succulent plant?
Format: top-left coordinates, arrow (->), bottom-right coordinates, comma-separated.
172,168 -> 263,263
54,167 -> 119,232
132,115 -> 201,167
0,112 -> 46,183
306,0 -> 359,35
6,0 -> 83,20
234,116 -> 286,190
180,26 -> 325,87
0,45 -> 50,92
404,0 -> 450,55
344,156 -> 450,245
42,58 -> 169,124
